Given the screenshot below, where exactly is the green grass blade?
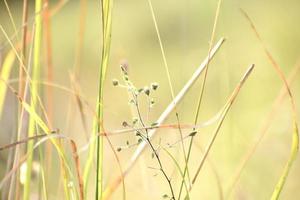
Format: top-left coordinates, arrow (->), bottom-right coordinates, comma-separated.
162,147 -> 190,199
241,10 -> 299,199
23,0 -> 43,199
226,63 -> 300,198
0,50 -> 15,118
178,0 -> 222,197
271,124 -> 299,200
83,0 -> 114,199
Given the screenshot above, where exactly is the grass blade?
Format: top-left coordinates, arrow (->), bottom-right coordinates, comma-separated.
23,0 -> 44,199
241,10 -> 299,199
226,63 -> 300,198
178,0 -> 222,198
147,1 -> 190,189
83,0 -> 114,199
0,133 -> 83,199
162,147 -> 190,199
188,64 -> 255,194
0,50 -> 15,118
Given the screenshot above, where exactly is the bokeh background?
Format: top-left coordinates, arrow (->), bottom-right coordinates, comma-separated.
1,0 -> 300,199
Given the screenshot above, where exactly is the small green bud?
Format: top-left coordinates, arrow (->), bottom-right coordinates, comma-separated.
151,122 -> 158,127
132,118 -> 139,124
144,86 -> 150,96
189,131 -> 197,137
129,99 -> 135,104
135,131 -> 141,136
137,138 -> 143,143
150,98 -> 155,106
124,75 -> 129,81
122,121 -> 129,127
112,79 -> 119,86
151,82 -> 159,90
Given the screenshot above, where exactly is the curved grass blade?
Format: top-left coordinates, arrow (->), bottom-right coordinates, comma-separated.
0,78 -> 74,199
241,10 -> 299,199
226,63 -> 300,198
0,133 -> 83,200
0,50 -> 15,118
162,147 -> 190,200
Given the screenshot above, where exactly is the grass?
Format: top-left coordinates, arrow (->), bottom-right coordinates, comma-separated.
83,0 -> 114,199
241,10 -> 299,199
0,1 -> 299,200
23,0 -> 43,199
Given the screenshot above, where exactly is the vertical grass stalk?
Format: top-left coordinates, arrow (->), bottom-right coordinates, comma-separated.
83,0 -> 113,199
23,0 -> 43,199
178,1 -> 222,198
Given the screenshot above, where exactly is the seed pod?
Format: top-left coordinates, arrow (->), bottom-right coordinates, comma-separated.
112,79 -> 119,86
151,82 -> 159,90
144,86 -> 150,96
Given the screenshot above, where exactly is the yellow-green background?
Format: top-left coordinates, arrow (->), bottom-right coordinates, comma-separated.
0,0 -> 300,199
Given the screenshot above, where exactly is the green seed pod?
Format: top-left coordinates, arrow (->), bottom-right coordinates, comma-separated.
112,79 -> 119,86
151,82 -> 159,90
144,86 -> 150,96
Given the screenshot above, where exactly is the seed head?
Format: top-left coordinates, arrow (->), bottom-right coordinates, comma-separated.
151,82 -> 159,90
112,79 -> 119,86
144,86 -> 150,96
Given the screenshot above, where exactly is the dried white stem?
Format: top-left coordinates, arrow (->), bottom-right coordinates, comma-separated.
123,37 -> 226,176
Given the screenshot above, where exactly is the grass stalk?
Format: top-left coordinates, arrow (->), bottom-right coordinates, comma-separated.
0,51 -> 15,117
43,0 -> 53,125
2,2 -> 23,198
19,0 -> 29,96
83,0 -> 114,199
147,0 -> 191,189
187,64 -> 255,195
23,0 -> 43,199
163,147 -> 190,200
0,7 -> 73,200
241,10 -> 299,199
74,0 -> 87,75
226,63 -> 300,198
43,0 -> 54,191
178,1 -> 222,198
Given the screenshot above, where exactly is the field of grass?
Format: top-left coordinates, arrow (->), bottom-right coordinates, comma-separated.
0,0 -> 300,199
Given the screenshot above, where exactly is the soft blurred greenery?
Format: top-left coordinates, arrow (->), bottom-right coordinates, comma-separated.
0,0 -> 300,199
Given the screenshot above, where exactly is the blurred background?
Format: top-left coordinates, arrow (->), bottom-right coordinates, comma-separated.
0,0 -> 300,199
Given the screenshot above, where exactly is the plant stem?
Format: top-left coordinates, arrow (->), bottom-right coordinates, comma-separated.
146,137 -> 175,199
131,90 -> 175,199
81,0 -> 113,199
23,0 -> 43,199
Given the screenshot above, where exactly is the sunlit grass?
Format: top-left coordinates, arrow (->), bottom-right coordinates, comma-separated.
0,1 -> 299,200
